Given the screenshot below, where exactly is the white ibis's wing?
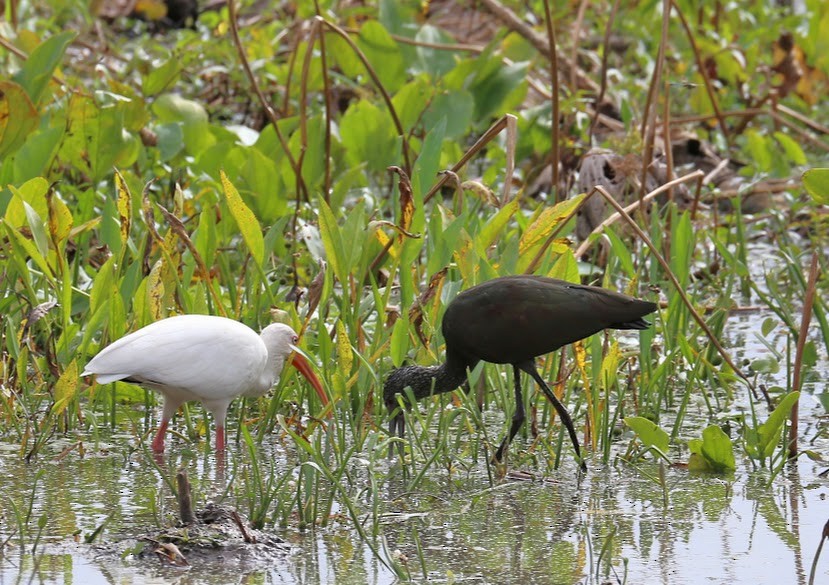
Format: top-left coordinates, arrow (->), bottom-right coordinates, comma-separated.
82,315 -> 268,399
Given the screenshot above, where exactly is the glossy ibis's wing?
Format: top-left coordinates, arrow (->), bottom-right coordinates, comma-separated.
442,275 -> 656,364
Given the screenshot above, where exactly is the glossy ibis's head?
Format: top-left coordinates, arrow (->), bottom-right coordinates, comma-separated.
383,366 -> 420,442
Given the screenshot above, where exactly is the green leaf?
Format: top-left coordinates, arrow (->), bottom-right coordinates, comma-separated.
0,81 -> 38,159
479,198 -> 519,250
142,55 -> 183,96
624,416 -> 670,454
761,317 -> 777,336
689,425 -> 735,473
802,168 -> 829,205
340,100 -> 399,172
317,197 -> 347,287
220,170 -> 264,268
750,391 -> 800,459
13,31 -> 75,105
357,21 -> 406,93
238,147 -> 286,221
744,129 -> 772,173
470,59 -> 528,120
62,94 -> 125,183
422,89 -> 474,139
415,25 -> 457,78
152,94 -> 212,156
155,123 -> 184,161
390,314 -> 410,368
773,131 -> 807,165
392,78 -> 431,133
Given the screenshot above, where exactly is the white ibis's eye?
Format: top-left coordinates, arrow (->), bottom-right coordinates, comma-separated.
292,335 -> 299,344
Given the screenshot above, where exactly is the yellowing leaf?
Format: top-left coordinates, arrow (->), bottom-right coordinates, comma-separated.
372,225 -> 397,259
519,195 -> 584,255
114,169 -> 132,247
147,259 -> 165,320
220,170 -> 264,267
0,81 -> 38,158
52,360 -> 79,417
47,189 -> 73,247
336,321 -> 353,377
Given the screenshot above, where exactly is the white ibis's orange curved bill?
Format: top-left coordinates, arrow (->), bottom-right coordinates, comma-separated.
289,347 -> 329,407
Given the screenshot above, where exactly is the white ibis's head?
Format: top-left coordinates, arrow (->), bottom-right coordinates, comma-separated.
260,323 -> 300,364
258,323 -> 329,407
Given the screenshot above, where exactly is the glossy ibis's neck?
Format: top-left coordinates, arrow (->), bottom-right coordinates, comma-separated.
384,354 -> 474,406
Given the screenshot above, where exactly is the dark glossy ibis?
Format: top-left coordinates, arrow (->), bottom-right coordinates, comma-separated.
384,275 -> 657,469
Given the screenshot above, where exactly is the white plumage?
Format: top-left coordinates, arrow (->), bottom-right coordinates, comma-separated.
83,315 -> 327,452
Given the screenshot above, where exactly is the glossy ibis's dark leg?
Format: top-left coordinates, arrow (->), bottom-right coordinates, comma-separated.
517,360 -> 587,471
388,411 -> 405,459
494,364 -> 526,462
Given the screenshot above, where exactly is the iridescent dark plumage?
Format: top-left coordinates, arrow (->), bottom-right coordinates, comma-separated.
384,275 -> 658,470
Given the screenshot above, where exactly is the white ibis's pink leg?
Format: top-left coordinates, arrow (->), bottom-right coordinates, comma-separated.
215,425 -> 226,452
151,418 -> 170,453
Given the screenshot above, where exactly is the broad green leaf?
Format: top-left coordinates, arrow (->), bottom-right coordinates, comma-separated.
142,55 -> 183,96
4,221 -> 54,281
52,359 -> 79,417
238,147 -> 286,221
470,59 -> 528,120
479,198 -> 519,250
748,391 -> 800,459
155,122 -> 184,161
802,168 -> 829,205
392,78 -> 432,131
317,197 -> 347,287
152,94 -> 207,124
220,170 -> 264,267
340,100 -> 399,173
773,131 -> 807,165
689,425 -> 735,473
412,118 -> 445,210
547,250 -> 580,282
0,81 -> 38,159
7,184 -> 49,260
152,94 -> 212,156
62,94 -> 125,182
624,416 -> 670,454
194,209 -> 217,268
89,256 -> 116,318
4,177 -> 49,227
744,129 -> 772,173
390,314 -> 410,368
357,21 -> 406,93
422,89 -> 474,139
415,25 -> 457,78
13,31 -> 75,105
606,228 -> 635,276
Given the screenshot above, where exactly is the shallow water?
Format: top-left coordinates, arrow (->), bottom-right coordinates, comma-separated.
2,297 -> 828,584
0,398 -> 826,584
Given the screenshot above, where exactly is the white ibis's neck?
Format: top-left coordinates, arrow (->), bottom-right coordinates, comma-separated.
259,353 -> 284,392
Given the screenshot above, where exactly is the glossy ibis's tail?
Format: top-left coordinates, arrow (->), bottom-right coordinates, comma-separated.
609,316 -> 653,330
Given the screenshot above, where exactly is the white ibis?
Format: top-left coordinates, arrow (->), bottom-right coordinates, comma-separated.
384,275 -> 657,469
82,315 -> 328,453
